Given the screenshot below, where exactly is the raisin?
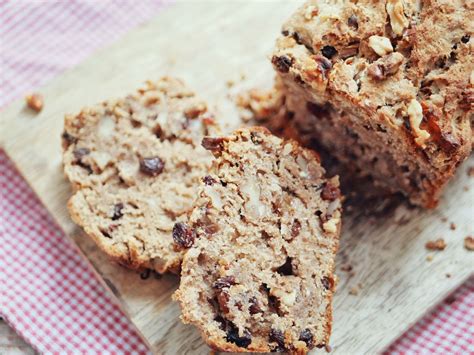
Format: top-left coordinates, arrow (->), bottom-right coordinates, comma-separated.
62,131 -> 77,147
321,183 -> 340,201
203,175 -> 216,186
140,269 -> 151,280
184,105 -> 207,119
172,222 -> 196,249
202,137 -> 225,152
139,156 -> 165,176
291,219 -> 301,238
299,328 -> 314,347
313,55 -> 332,71
226,323 -> 251,348
321,46 -> 337,59
73,147 -> 90,160
461,34 -> 470,43
306,102 -> 330,118
213,276 -> 236,289
214,315 -> 227,330
322,276 -> 334,290
248,297 -> 262,314
269,328 -> 285,348
348,14 -> 358,30
276,257 -> 294,276
217,290 -> 231,313
271,55 -> 294,73
282,30 -> 290,36
112,203 -> 124,220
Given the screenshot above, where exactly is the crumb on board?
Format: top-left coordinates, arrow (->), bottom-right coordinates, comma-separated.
464,236 -> 474,251
25,93 -> 43,112
463,186 -> 469,192
325,344 -> 332,353
349,286 -> 359,295
426,254 -> 434,262
425,238 -> 447,251
445,273 -> 451,278
441,216 -> 448,223
340,264 -> 353,272
467,166 -> 474,177
450,222 -> 456,231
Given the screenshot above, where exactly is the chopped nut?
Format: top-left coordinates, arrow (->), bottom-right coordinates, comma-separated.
271,288 -> 296,307
367,52 -> 404,80
425,238 -> 447,251
217,290 -> 230,313
25,93 -> 43,112
323,218 -> 339,234
184,103 -> 207,119
464,236 -> 474,251
139,156 -> 165,176
339,43 -> 359,59
368,35 -> 393,56
407,99 -> 430,147
386,0 -> 409,36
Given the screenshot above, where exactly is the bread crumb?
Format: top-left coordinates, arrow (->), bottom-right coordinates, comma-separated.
426,254 -> 434,262
464,236 -> 474,251
467,166 -> 474,177
226,79 -> 235,88
463,186 -> 469,192
25,93 -> 43,112
341,264 -> 353,272
450,222 -> 456,231
441,217 -> 448,223
325,344 -> 332,353
445,273 -> 451,278
425,239 -> 446,251
349,286 -> 359,295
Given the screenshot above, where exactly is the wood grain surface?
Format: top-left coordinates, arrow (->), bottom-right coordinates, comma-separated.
1,1 -> 473,354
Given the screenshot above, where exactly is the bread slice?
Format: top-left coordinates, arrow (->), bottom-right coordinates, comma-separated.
174,127 -> 341,353
62,77 -> 219,273
272,0 -> 473,208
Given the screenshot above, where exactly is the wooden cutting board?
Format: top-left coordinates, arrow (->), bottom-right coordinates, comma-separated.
1,1 -> 473,353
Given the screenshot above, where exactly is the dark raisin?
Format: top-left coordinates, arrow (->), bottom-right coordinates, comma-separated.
203,175 -> 217,186
306,102 -> 330,118
321,45 -> 337,59
214,315 -> 227,330
226,323 -> 251,348
276,257 -> 294,276
100,228 -> 112,239
461,34 -> 470,43
112,203 -> 124,220
322,276 -> 334,290
73,147 -> 90,160
62,131 -> 77,147
271,55 -> 294,73
286,111 -> 295,120
291,219 -> 301,238
213,276 -> 236,289
348,14 -> 358,30
321,183 -> 340,201
202,137 -> 225,152
299,328 -> 314,347
140,269 -> 151,280
282,30 -> 289,36
248,297 -> 262,314
139,156 -> 165,176
313,55 -> 332,71
269,328 -> 285,348
294,74 -> 305,86
292,32 -> 303,45
217,290 -> 231,313
172,222 -> 196,249
316,343 -> 327,349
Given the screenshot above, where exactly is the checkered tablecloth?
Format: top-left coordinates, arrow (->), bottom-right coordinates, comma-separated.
0,1 -> 473,354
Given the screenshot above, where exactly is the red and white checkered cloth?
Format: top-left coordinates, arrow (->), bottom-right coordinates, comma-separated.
0,1 -> 473,354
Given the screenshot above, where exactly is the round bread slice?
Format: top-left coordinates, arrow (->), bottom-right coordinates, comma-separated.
62,77 -> 219,273
174,127 -> 342,353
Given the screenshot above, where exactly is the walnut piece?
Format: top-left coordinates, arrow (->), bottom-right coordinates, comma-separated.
25,93 -> 43,112
407,99 -> 430,147
368,36 -> 393,56
386,0 -> 409,36
367,52 -> 404,80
